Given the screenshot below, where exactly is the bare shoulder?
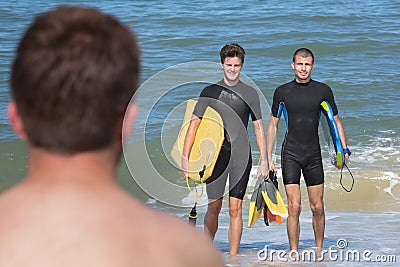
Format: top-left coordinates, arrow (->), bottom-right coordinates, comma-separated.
116,193 -> 226,266
158,212 -> 225,265
0,184 -> 225,266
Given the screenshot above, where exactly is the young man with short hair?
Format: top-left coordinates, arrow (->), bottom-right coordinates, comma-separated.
266,48 -> 350,251
182,43 -> 268,254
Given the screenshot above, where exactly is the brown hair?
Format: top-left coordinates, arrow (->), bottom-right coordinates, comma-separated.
219,43 -> 245,64
11,6 -> 140,154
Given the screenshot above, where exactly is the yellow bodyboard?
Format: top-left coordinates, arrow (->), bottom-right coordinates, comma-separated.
170,99 -> 224,182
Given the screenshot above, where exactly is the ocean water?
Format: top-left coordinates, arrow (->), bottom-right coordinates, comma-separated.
0,0 -> 399,265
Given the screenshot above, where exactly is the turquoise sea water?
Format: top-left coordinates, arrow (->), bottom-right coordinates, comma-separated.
0,1 -> 399,265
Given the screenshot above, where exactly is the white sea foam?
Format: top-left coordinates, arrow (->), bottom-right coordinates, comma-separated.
181,188 -> 208,206
383,179 -> 400,200
145,198 -> 157,205
370,171 -> 399,181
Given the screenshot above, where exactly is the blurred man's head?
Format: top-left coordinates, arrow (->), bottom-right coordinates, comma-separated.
10,6 -> 140,154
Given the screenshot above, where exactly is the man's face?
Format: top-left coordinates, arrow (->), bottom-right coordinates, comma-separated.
291,55 -> 314,83
221,57 -> 242,85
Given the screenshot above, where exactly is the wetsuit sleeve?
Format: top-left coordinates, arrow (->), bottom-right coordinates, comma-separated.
271,87 -> 281,118
324,86 -> 338,116
193,87 -> 211,118
249,91 -> 262,121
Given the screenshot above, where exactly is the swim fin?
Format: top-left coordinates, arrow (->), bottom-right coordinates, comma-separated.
261,172 -> 288,219
265,207 -> 283,224
262,205 -> 269,226
248,176 -> 265,227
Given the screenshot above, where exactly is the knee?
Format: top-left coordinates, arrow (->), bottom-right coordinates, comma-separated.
228,205 -> 242,218
207,203 -> 222,217
310,202 -> 324,216
288,202 -> 302,217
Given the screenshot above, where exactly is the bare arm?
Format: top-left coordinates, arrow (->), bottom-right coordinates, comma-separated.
334,114 -> 350,165
253,119 -> 268,177
266,116 -> 280,173
181,115 -> 201,178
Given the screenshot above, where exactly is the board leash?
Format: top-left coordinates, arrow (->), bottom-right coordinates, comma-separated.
340,163 -> 354,192
186,150 -> 214,225
186,176 -> 204,225
186,163 -> 207,226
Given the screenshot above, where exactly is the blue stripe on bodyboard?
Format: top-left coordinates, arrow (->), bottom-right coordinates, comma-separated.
320,101 -> 344,166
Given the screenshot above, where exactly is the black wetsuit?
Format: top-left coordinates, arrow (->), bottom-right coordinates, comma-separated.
193,80 -> 262,199
271,79 -> 338,186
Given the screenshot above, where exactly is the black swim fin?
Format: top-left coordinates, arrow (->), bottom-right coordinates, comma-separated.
263,206 -> 269,226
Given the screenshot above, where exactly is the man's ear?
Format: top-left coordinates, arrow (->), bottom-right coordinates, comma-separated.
8,102 -> 27,141
121,102 -> 139,143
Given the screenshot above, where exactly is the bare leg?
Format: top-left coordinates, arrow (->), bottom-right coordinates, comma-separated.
284,184 -> 302,251
307,184 -> 325,248
228,197 -> 243,254
204,199 -> 223,240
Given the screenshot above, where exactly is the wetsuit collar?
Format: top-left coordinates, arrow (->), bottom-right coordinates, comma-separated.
218,79 -> 241,89
294,78 -> 312,86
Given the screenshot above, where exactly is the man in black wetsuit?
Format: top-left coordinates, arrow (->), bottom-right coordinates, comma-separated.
182,43 -> 268,254
266,48 -> 350,252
